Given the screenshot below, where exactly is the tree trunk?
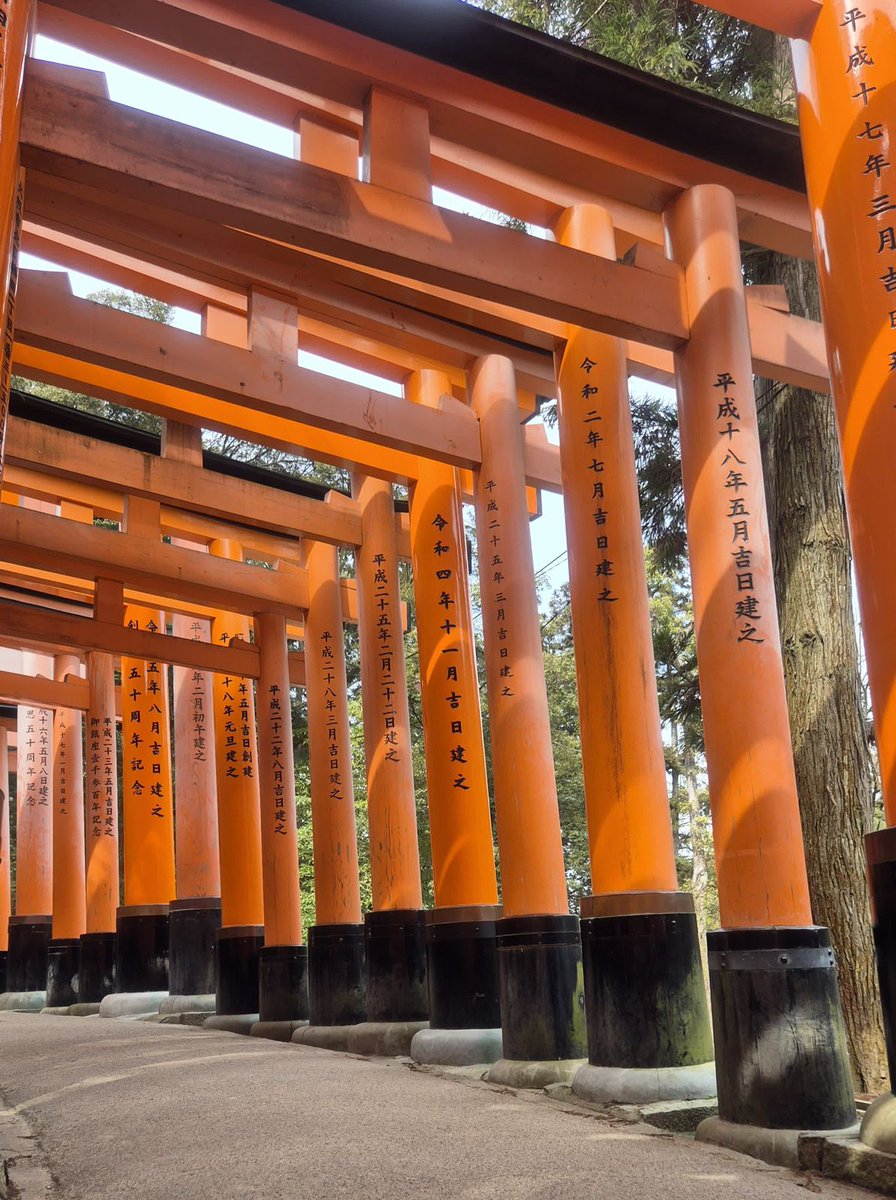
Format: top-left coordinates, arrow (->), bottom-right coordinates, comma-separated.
754,248 -> 888,1094
683,752 -> 709,988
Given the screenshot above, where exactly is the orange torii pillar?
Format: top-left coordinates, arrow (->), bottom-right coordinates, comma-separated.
554,206 -> 714,1104
665,185 -> 854,1133
119,606 -> 177,994
471,355 -> 586,1083
80,650 -> 119,1003
0,727 -> 9,993
4,655 -> 53,1007
254,612 -> 308,1024
303,539 -> 367,1028
0,0 -> 33,481
406,370 -> 503,1064
208,549 -> 266,1017
46,653 -> 87,1008
353,473 -> 428,1031
167,613 -> 222,1004
789,3 -> 896,1147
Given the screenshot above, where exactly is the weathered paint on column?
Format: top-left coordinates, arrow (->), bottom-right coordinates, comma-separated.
210,540 -> 265,928
665,185 -> 812,929
792,4 -> 896,820
470,356 -> 568,918
172,613 -> 220,901
0,0 -> 32,474
554,205 -> 678,896
15,653 -> 53,916
254,611 -> 303,947
407,370 -> 498,909
51,654 -> 86,940
352,473 -> 423,912
85,651 -> 119,933
305,539 -> 363,927
0,729 -> 10,949
121,606 -> 176,907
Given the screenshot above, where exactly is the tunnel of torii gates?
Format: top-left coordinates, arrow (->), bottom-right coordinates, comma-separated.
0,0 -> 893,1148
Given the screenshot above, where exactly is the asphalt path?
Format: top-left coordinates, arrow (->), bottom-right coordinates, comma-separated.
0,1012 -> 878,1199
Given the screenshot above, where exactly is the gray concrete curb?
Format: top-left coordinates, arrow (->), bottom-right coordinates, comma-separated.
294,1025 -> 358,1052
0,992 -> 46,1014
203,1013 -> 259,1035
696,1115 -> 861,1170
572,1061 -> 717,1105
487,1057 -> 586,1089
99,992 -> 168,1018
411,1027 -> 503,1067
159,994 -> 216,1015
345,1021 -> 428,1057
250,1020 -> 309,1042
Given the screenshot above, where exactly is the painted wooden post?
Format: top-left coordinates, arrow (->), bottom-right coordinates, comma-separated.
554,203 -> 713,1102
304,538 -> 367,1026
407,368 -> 502,1046
0,728 -> 9,993
471,355 -> 585,1077
353,472 -> 427,1023
666,183 -> 854,1131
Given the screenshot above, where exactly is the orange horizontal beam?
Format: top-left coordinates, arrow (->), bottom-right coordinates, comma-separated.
695,0 -> 822,39
19,62 -> 689,349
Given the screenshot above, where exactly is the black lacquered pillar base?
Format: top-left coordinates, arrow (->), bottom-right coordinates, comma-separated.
866,828 -> 896,1081
365,909 -> 428,1022
259,945 -> 309,1022
7,915 -> 51,992
708,926 -> 855,1129
496,914 -> 585,1061
0,949 -> 6,994
46,938 -> 81,1007
79,932 -> 116,1002
580,892 -> 713,1069
215,925 -> 263,1015
116,905 -> 169,993
425,905 -> 502,1030
168,898 -> 221,996
308,923 -> 366,1025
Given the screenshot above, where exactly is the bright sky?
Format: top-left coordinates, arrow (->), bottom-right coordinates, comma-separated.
22,34 -> 674,604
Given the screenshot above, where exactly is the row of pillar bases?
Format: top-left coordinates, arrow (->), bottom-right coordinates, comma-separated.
0,899 -> 864,1136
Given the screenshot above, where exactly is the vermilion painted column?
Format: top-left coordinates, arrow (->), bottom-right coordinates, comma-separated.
304,539 -> 366,1026
7,653 -> 53,1000
209,541 -> 265,1016
47,653 -> 86,1007
407,369 -> 502,1050
666,184 -> 854,1132
789,2 -> 896,1144
169,613 -> 221,1001
81,650 -> 119,1002
353,472 -> 427,1025
554,205 -> 713,1101
119,605 -> 176,994
254,611 -> 308,1023
471,355 -> 585,1078
0,728 -> 9,992
0,0 -> 33,480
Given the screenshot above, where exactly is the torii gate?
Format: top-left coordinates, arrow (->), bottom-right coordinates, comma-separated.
0,0 -> 893,1159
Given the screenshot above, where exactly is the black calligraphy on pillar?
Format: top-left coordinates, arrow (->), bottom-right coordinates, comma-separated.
126,613 -> 168,818
22,706 -> 51,810
481,478 -> 516,703
89,708 -> 116,840
37,706 -> 50,809
372,552 -> 400,762
319,631 -> 345,805
713,372 -> 765,646
577,355 -> 618,604
844,8 -> 896,381
428,510 -> 470,792
188,622 -> 208,764
267,683 -> 288,836
56,710 -> 68,818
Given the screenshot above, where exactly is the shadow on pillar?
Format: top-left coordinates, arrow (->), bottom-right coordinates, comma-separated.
259,945 -> 309,1022
860,830 -> 896,1149
365,909 -> 428,1022
215,925 -> 263,1015
489,914 -> 586,1077
116,905 -> 169,993
46,938 -> 81,1008
308,923 -> 366,1025
573,892 -> 716,1103
706,926 -> 855,1130
0,949 -> 6,993
79,932 -> 116,1002
6,916 -> 51,992
168,898 -> 221,997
